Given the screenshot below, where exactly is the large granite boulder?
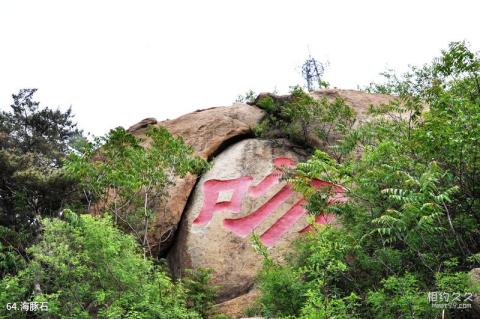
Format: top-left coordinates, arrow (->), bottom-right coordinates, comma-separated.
251,89 -> 394,126
168,138 -> 343,303
117,89 -> 391,316
311,89 -> 395,123
213,289 -> 260,319
250,89 -> 395,149
127,103 -> 265,255
125,90 -> 391,256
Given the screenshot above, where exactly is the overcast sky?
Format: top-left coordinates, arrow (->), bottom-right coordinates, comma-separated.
1,0 -> 479,136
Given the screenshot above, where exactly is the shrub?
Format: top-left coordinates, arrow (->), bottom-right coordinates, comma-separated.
0,211 -> 201,319
183,268 -> 218,318
254,41 -> 480,318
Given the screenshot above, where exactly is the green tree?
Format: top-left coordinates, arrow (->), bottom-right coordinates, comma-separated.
0,211 -> 201,319
0,88 -> 83,229
66,126 -> 208,256
183,268 -> 218,318
254,41 -> 480,318
0,89 -> 83,276
254,86 -> 355,155
235,89 -> 256,104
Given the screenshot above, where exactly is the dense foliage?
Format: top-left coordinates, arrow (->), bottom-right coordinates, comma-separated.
0,92 -> 215,318
252,42 -> 480,318
3,41 -> 480,319
0,211 -> 201,319
0,89 -> 84,278
0,89 -> 83,230
65,126 -> 208,256
254,86 -> 355,159
183,268 -> 218,318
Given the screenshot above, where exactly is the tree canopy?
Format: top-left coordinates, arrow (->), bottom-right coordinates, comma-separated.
250,41 -> 480,318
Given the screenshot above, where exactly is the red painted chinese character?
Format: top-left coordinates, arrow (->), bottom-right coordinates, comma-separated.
223,184 -> 295,237
249,157 -> 296,198
193,157 -> 345,246
260,198 -> 308,246
193,176 -> 253,225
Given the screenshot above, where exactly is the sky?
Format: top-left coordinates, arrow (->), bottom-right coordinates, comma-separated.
1,0 -> 479,136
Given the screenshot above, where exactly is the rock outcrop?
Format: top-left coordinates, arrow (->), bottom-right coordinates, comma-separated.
127,103 -> 265,255
169,138 -> 318,302
122,89 -> 394,317
251,89 -> 394,124
311,89 -> 394,123
213,289 -> 260,318
249,89 -> 395,150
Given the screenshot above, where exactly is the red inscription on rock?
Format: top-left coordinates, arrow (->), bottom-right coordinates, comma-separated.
193,157 -> 346,246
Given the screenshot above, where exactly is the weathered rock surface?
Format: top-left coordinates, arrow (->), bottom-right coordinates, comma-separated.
212,289 -> 260,319
250,89 -> 395,149
126,117 -> 158,133
128,103 -> 265,158
127,103 -> 265,255
251,89 -> 394,125
311,89 -> 395,123
121,89 -> 393,311
124,90 -> 392,256
168,138 -> 321,302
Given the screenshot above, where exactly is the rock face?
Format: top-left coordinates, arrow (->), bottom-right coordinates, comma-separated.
311,89 -> 394,123
250,89 -> 395,149
213,289 -> 260,318
251,89 -> 394,124
124,91 -> 392,256
128,103 -> 265,158
127,103 -> 265,255
120,89 -> 393,316
168,138 -> 341,302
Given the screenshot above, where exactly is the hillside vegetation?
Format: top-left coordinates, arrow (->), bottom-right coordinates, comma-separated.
1,41 -> 480,319
247,41 -> 480,318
